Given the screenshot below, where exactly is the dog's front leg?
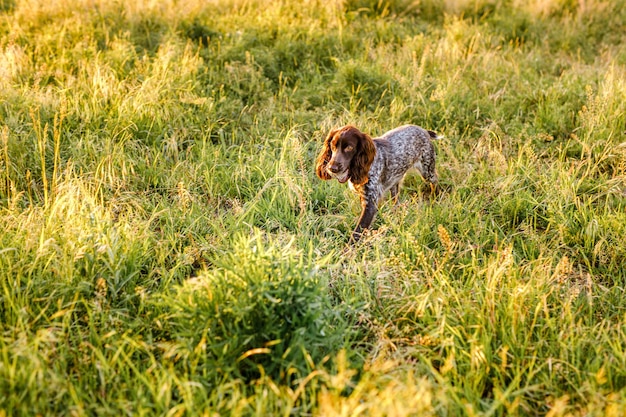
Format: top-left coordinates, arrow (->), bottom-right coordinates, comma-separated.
350,199 -> 378,243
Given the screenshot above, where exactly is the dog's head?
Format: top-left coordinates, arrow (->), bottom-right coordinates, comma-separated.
315,125 -> 376,186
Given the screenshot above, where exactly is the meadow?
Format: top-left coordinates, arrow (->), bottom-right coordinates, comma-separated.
1,0 -> 626,415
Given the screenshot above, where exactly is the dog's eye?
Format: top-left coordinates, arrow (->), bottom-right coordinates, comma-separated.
344,145 -> 354,152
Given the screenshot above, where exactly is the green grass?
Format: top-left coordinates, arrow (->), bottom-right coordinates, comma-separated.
1,0 -> 626,415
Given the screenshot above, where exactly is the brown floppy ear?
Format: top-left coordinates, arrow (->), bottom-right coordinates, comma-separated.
315,129 -> 338,180
348,131 -> 376,186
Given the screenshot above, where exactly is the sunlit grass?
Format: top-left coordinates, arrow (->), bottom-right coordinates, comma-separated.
1,0 -> 626,415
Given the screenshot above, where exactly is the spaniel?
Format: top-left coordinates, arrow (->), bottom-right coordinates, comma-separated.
315,124 -> 438,243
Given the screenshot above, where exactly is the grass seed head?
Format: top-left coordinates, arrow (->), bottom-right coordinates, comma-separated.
437,224 -> 454,253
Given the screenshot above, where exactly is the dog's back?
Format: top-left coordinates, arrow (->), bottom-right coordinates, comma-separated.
374,125 -> 437,185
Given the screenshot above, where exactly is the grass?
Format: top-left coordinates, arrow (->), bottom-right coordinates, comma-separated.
1,0 -> 626,415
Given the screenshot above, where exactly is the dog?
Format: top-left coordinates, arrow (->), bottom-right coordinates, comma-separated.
315,124 -> 438,242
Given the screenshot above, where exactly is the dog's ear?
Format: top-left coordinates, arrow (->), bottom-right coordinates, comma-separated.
315,128 -> 338,180
349,130 -> 376,185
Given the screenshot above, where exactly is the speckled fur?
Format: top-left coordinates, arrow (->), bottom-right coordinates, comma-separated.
315,124 -> 438,243
353,124 -> 438,201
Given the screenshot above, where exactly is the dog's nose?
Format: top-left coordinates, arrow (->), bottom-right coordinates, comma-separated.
328,164 -> 341,173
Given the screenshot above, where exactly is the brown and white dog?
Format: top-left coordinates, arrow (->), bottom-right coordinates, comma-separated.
316,124 -> 438,242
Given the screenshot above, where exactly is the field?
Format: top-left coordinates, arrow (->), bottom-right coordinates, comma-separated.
1,0 -> 626,415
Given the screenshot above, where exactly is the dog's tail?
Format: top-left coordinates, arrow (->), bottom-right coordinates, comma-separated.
428,130 -> 444,140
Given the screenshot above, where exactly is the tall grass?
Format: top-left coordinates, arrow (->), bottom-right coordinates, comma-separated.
1,0 -> 626,415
